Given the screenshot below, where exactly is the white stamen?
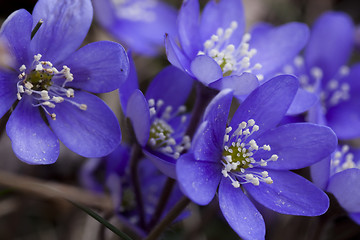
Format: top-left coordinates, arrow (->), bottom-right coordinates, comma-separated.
19,65 -> 26,72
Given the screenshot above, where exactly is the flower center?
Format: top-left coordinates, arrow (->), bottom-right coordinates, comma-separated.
331,145 -> 360,176
221,119 -> 278,188
26,68 -> 53,91
147,99 -> 191,159
283,56 -> 351,111
149,118 -> 175,147
111,0 -> 157,22
197,21 -> 263,80
17,54 -> 87,120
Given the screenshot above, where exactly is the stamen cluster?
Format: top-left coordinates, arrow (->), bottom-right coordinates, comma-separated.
17,54 -> 87,120
283,56 -> 351,111
331,145 -> 360,175
198,21 -> 262,79
221,119 -> 278,188
147,98 -> 191,159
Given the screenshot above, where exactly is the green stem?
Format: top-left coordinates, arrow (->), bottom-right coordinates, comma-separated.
31,19 -> 43,40
71,201 -> 134,240
145,197 -> 190,240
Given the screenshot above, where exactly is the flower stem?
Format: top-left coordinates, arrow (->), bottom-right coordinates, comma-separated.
147,178 -> 175,230
145,196 -> 190,240
185,82 -> 218,138
0,110 -> 10,139
130,143 -> 146,229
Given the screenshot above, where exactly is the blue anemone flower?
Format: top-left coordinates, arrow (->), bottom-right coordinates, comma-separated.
311,144 -> 360,225
0,0 -> 129,164
282,12 -> 360,139
176,75 -> 337,240
92,0 -> 177,56
165,0 -> 309,95
123,57 -> 193,178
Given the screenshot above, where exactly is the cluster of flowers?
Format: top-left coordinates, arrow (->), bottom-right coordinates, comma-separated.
0,0 -> 359,239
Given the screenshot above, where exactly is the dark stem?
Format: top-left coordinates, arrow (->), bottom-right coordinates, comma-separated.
145,197 -> 190,240
31,19 -> 44,40
147,178 -> 175,230
0,110 -> 11,139
185,82 -> 218,138
71,201 -> 134,240
130,143 -> 146,229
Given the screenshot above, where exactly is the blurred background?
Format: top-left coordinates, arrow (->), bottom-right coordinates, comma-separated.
0,0 -> 360,239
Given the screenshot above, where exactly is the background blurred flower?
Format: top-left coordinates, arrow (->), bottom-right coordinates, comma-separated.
124,55 -> 193,178
311,144 -> 360,225
281,11 -> 360,140
92,0 -> 177,56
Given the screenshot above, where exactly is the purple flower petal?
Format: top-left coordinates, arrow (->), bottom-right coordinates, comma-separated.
349,213 -> 360,225
219,179 -> 265,240
209,72 -> 259,96
310,156 -> 331,190
105,144 -> 131,177
100,1 -> 177,56
244,169 -> 329,216
143,148 -> 176,179
230,75 -> 298,138
345,63 -> 360,93
48,91 -> 121,158
91,0 -> 115,27
305,11 -> 354,81
106,173 -> 123,210
6,96 -> 59,164
119,51 -> 138,113
176,153 -> 221,205
190,55 -> 223,85
80,158 -> 104,193
326,101 -> 360,140
178,0 -> 201,59
308,101 -> 327,125
192,121 -> 222,163
250,22 -> 309,77
165,34 -> 192,74
287,88 -> 318,115
63,41 -> 129,93
254,123 -> 337,170
31,0 -> 93,63
200,0 -> 245,46
145,66 -> 193,110
126,90 -> 150,147
0,9 -> 32,67
250,22 -> 273,39
199,89 -> 232,160
0,71 -> 17,119
327,168 -> 360,212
